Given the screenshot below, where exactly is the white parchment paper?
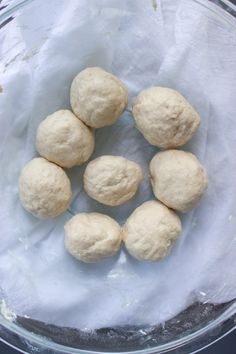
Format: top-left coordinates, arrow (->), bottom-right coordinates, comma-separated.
0,0 -> 236,329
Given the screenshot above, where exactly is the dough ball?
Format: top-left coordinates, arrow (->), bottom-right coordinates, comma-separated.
36,110 -> 95,168
84,156 -> 144,206
19,157 -> 72,218
70,67 -> 128,128
150,150 -> 208,212
64,213 -> 122,263
132,87 -> 200,148
123,200 -> 182,261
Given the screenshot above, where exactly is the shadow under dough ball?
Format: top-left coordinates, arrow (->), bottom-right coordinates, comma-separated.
123,200 -> 182,262
70,67 -> 128,128
132,87 -> 200,148
19,157 -> 72,218
36,110 -> 95,168
64,213 -> 122,263
149,150 -> 208,212
83,155 -> 144,206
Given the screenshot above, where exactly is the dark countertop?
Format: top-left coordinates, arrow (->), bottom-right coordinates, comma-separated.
1,330 -> 236,353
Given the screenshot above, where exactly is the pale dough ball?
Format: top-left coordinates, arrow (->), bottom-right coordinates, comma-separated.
36,110 -> 95,168
123,200 -> 182,261
19,157 -> 72,218
70,67 -> 128,128
84,156 -> 144,206
132,87 -> 200,148
64,213 -> 122,263
150,150 -> 208,212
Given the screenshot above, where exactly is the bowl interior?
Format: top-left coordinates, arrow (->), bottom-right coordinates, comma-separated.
1,0 -> 236,353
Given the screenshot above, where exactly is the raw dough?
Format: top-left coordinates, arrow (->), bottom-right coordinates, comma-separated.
70,67 -> 128,128
64,213 -> 122,263
150,150 -> 208,212
132,87 -> 200,148
19,157 -> 72,218
36,110 -> 95,168
123,200 -> 182,261
84,155 -> 144,206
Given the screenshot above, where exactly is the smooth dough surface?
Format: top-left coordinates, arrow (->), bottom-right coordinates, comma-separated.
36,110 -> 95,168
70,67 -> 128,128
150,150 -> 208,212
132,87 -> 200,148
19,157 -> 72,218
64,213 -> 122,263
84,155 -> 144,206
123,200 -> 182,261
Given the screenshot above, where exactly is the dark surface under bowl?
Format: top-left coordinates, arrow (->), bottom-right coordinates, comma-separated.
0,300 -> 234,353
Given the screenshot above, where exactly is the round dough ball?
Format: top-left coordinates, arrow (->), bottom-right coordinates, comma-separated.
19,157 -> 72,218
36,110 -> 95,168
64,213 -> 122,263
84,156 -> 144,206
70,67 -> 128,128
150,150 -> 208,212
132,87 -> 200,148
123,200 -> 182,261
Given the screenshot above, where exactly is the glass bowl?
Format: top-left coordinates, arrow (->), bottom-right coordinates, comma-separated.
0,0 -> 236,353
